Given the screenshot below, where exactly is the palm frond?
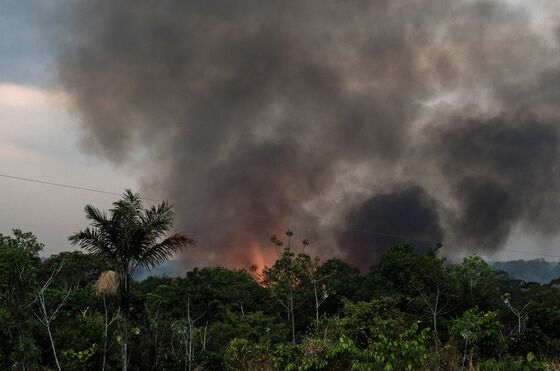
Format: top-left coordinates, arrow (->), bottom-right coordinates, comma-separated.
139,201 -> 175,242
133,233 -> 195,271
71,191 -> 193,282
68,228 -> 115,261
126,200 -> 174,259
83,205 -> 108,227
113,189 -> 143,219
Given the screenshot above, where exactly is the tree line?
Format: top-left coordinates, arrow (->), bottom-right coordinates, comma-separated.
1,191 -> 560,370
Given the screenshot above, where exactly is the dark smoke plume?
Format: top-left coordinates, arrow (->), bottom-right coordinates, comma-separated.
428,117 -> 560,250
337,186 -> 443,271
55,0 -> 560,269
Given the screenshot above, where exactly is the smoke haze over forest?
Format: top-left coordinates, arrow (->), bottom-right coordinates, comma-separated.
55,0 -> 560,270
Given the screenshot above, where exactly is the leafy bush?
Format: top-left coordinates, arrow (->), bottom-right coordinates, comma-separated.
328,321 -> 431,370
450,308 -> 504,366
224,338 -> 273,370
477,353 -> 551,371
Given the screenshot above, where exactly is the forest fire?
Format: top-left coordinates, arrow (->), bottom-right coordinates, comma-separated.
58,0 -> 560,269
247,242 -> 270,275
6,1 -> 560,369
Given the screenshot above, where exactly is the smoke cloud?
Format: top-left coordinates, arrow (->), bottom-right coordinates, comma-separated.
55,0 -> 560,269
337,186 -> 443,271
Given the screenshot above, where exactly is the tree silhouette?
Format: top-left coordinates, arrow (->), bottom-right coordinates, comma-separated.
69,190 -> 195,371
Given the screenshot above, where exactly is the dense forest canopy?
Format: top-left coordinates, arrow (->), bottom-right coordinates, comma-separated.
5,2 -> 560,370
3,226 -> 560,370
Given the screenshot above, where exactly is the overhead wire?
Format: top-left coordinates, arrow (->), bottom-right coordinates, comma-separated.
0,173 -> 161,202
1,172 -> 559,259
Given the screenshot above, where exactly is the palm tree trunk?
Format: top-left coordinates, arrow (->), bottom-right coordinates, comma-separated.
102,295 -> 108,371
121,297 -> 129,371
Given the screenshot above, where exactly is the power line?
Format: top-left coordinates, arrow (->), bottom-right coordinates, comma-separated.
345,229 -> 439,244
229,217 -> 560,260
1,173 -> 558,260
0,173 -> 160,202
347,230 -> 560,260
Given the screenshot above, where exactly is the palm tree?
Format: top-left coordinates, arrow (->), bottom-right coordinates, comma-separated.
69,190 -> 195,371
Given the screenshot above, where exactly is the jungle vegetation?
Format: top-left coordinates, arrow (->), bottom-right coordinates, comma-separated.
1,192 -> 560,370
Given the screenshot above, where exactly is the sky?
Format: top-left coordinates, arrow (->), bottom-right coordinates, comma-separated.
3,0 -> 560,267
0,0 -> 139,256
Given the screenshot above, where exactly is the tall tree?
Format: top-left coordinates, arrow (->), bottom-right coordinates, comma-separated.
261,232 -> 310,344
69,190 -> 195,371
29,264 -> 73,371
315,258 -> 363,315
412,245 -> 451,343
0,230 -> 42,369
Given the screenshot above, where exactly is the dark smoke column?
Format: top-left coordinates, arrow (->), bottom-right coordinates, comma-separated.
56,0 -> 560,268
338,186 -> 443,272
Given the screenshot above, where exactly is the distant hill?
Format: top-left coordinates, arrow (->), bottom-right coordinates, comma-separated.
133,261 -> 181,280
492,259 -> 560,284
133,257 -> 560,284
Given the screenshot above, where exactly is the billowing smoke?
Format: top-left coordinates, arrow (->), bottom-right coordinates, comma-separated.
55,0 -> 560,269
337,186 -> 443,271
429,117 -> 560,250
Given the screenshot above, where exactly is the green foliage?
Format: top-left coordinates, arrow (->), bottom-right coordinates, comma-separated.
69,190 -> 195,274
57,312 -> 104,354
9,337 -> 40,367
298,337 -> 330,370
263,250 -> 310,299
41,251 -> 108,288
450,307 -> 505,363
477,353 -> 552,371
211,310 -> 287,344
0,229 -> 43,369
6,223 -> 560,370
364,245 -> 419,296
315,258 -> 363,314
262,238 -> 313,344
0,229 -> 42,308
61,343 -> 98,370
222,297 -> 432,371
69,190 -> 195,370
335,297 -> 408,346
329,321 -> 431,370
224,338 -> 273,370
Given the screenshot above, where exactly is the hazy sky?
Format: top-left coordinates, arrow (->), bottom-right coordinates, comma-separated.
2,0 -> 560,264
0,0 -> 139,256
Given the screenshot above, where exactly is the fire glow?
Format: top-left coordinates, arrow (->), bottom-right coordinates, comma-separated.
58,0 -> 560,269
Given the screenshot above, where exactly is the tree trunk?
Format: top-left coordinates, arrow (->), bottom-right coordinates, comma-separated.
433,311 -> 438,336
102,295 -> 108,371
19,333 -> 28,371
121,301 -> 129,371
461,340 -> 468,371
290,293 -> 295,345
187,299 -> 193,371
39,292 -> 62,371
202,321 -> 208,352
46,323 -> 62,371
433,284 -> 440,345
121,275 -> 130,371
314,282 -> 319,323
